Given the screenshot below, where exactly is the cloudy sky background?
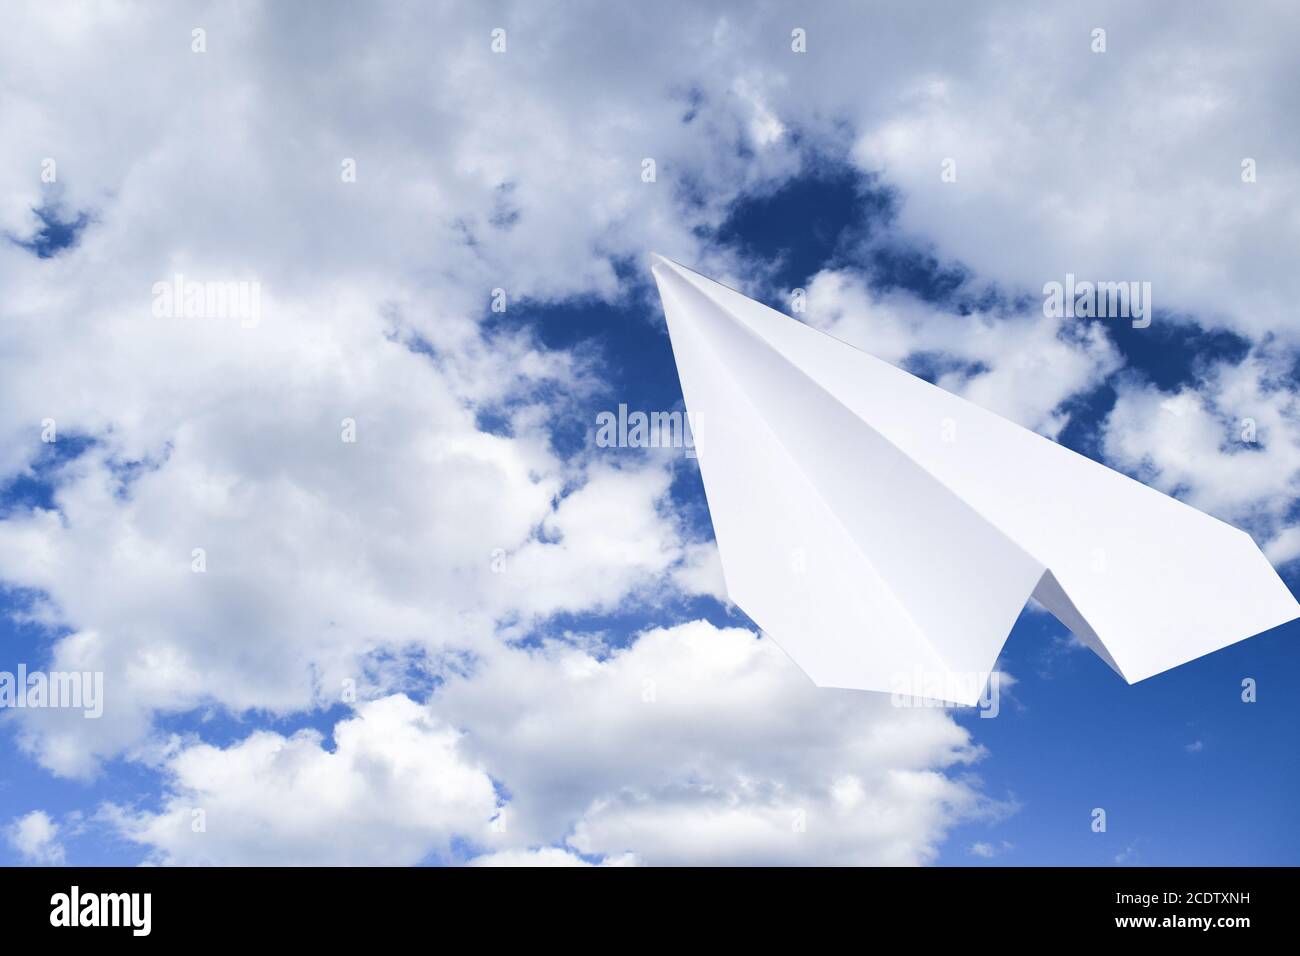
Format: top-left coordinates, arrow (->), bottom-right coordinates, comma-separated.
1,0 -> 1297,865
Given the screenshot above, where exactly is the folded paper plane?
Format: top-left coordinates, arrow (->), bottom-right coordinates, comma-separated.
650,254 -> 1299,704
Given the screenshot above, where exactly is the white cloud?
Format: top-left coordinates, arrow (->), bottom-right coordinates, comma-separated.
500,461 -> 686,618
112,622 -> 1008,865
6,809 -> 65,864
1114,843 -> 1141,865
1266,526 -> 1300,567
668,540 -> 729,605
0,0 -> 803,777
1101,346 -> 1300,549
468,848 -> 638,867
433,620 -> 1008,866
0,325 -> 706,775
109,695 -> 498,866
968,840 -> 1012,859
840,2 -> 1300,340
804,269 -> 1121,437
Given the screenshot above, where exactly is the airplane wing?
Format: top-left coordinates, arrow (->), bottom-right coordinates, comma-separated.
650,254 -> 1299,704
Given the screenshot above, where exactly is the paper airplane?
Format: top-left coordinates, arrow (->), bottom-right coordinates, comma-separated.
650,254 -> 1299,704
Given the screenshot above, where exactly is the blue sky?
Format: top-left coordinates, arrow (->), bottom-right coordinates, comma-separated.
1,1 -> 1297,867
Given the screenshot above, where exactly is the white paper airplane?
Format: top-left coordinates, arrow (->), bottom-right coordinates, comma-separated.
650,254 -> 1299,704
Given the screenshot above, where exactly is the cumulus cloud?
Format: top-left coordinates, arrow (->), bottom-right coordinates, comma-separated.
434,621 -> 1008,866
1101,345 -> 1300,552
668,540 -> 729,605
0,0 -> 805,776
968,840 -> 1012,859
6,809 -> 65,864
108,695 -> 498,866
803,269 -> 1122,437
842,1 -> 1300,339
0,315 -> 708,775
112,622 -> 1008,866
468,848 -> 638,867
